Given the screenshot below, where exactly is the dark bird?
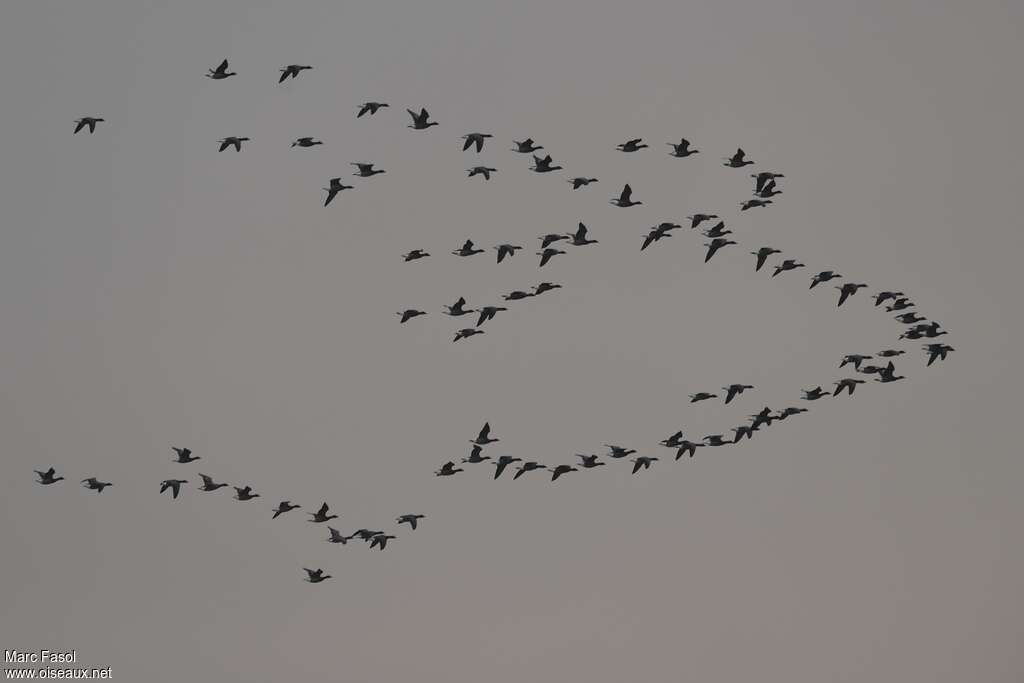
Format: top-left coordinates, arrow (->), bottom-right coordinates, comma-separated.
537,247 -> 565,267
610,184 -> 641,207
453,240 -> 485,257
776,407 -> 808,420
292,137 -> 323,148
724,384 -> 754,404
234,486 -> 260,501
73,117 -> 105,134
471,423 -> 499,445
724,148 -> 754,167
495,244 -> 522,263
493,455 -> 522,480
802,387 -> 827,401
278,64 -> 312,82
549,465 -> 577,481
309,503 -> 338,523
197,473 -> 229,492
397,309 -> 427,324
604,445 -> 636,459
351,162 -> 385,177
741,199 -> 773,211
631,456 -> 658,473
539,233 -> 567,249
565,222 -> 598,246
876,361 -> 905,383
576,454 -> 605,469
875,291 -> 905,307
354,530 -> 384,542
462,133 -> 493,153
327,527 -> 351,544
641,224 -> 676,251
532,282 -> 562,295
454,328 -> 485,342
752,247 -> 782,272
206,59 -> 236,80
878,349 -> 906,358
81,477 -> 111,493
513,461 -> 546,480
755,179 -> 782,198
886,298 -> 915,312
701,222 -> 731,239
617,138 -> 648,152
660,431 -> 685,448
894,312 -> 926,324
732,426 -> 758,443
530,154 -> 562,173
512,138 -> 544,153
688,214 -> 718,229
503,290 -> 534,301
35,467 -> 63,485
476,306 -> 507,327
749,408 -> 775,430
272,501 -> 300,519
303,568 -> 331,583
859,364 -> 885,375
218,136 -> 249,152
357,102 -> 389,118
834,378 -> 866,396
407,108 -> 438,130
568,177 -> 599,189
435,461 -> 463,476
369,534 -> 396,550
463,444 -> 491,464
675,441 -> 705,459
704,238 -> 737,263
468,166 -> 497,180
323,178 -> 353,206
159,479 -> 187,499
773,260 -> 805,277
668,138 -> 699,157
689,392 -> 717,403
397,514 -> 425,530
703,435 -> 728,449
810,271 -> 841,289
403,249 -> 429,262
840,354 -> 872,370
924,344 -> 954,366
752,171 -> 785,193
443,296 -> 475,316
836,283 -> 868,307
172,447 -> 199,464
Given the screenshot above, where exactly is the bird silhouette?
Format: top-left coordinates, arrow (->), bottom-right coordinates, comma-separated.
272,501 -> 300,519
73,117 -> 105,134
308,502 -> 338,523
35,468 -> 64,485
81,477 -> 111,493
278,64 -> 312,82
617,138 -> 648,152
461,133 -> 493,152
512,139 -> 543,153
610,184 -> 641,207
668,138 -> 699,157
197,473 -> 228,492
357,102 -> 389,118
323,178 -> 353,206
530,154 -> 562,173
568,177 -> 598,189
468,166 -> 497,180
724,148 -> 754,167
206,59 -> 236,80
407,108 -> 438,130
397,514 -> 425,530
303,568 -> 331,583
159,479 -> 187,499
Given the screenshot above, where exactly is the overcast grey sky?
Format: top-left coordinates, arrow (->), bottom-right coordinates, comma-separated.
1,1 -> 1023,681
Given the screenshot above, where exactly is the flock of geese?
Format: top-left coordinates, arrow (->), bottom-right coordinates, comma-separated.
56,58 -> 955,583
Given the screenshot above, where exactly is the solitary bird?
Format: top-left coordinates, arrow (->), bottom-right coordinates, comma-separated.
197,473 -> 229,492
741,199 -> 773,211
351,162 -> 385,177
471,422 -> 499,445
690,392 -> 717,403
610,184 -> 641,207
407,108 -> 438,130
159,479 -> 187,499
676,441 -> 705,459
403,249 -> 429,262
576,454 -> 605,469
35,467 -> 64,485
723,384 -> 754,404
512,139 -> 543,153
357,102 -> 389,118
840,354 -> 872,370
495,244 -> 522,263
443,296 -> 475,316
454,328 -> 485,342
549,465 -> 577,481
476,306 -> 507,327
704,238 -> 737,263
810,271 -> 841,288
463,444 -> 491,464
668,138 -> 699,157
303,568 -> 331,583
631,456 -> 658,474
218,136 -> 250,152
533,282 -> 562,295
397,514 -> 426,530
81,477 -> 112,493
462,133 -> 493,152
836,282 -> 868,307
453,240 -> 485,257
724,148 -> 754,167
327,527 -> 351,544
397,309 -> 427,324
924,344 -> 954,366
272,501 -> 300,519
435,461 -> 463,476
617,138 -> 648,152
323,178 -> 353,206
773,260 -> 805,277
752,171 -> 785,193
530,154 -> 562,173
568,177 -> 599,189
468,166 -> 497,180
752,247 -> 782,272
834,378 -> 866,396
234,486 -> 260,501
688,214 -> 718,229
604,445 -> 636,459
292,137 -> 323,148
206,59 -> 236,80
172,447 -> 199,464
875,291 -> 905,307
513,462 -> 546,480
802,387 -> 828,401
493,455 -> 522,480
537,247 -> 565,268
565,222 -> 598,246
278,64 -> 312,82
309,503 -> 338,523
73,117 -> 105,134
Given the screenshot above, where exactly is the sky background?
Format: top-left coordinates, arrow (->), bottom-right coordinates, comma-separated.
1,1 -> 1022,681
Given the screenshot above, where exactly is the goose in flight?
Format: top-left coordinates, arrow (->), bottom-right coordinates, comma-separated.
303,568 -> 331,583
802,387 -> 828,401
493,455 -> 522,480
272,501 -> 300,519
703,435 -> 730,447
73,117 -> 105,134
530,154 -> 562,172
81,477 -> 112,493
454,328 -> 484,344
641,224 -> 675,251
617,138 -> 648,152
690,392 -> 717,403
755,179 -> 782,198
403,249 -> 429,262
834,378 -> 865,396
924,343 -> 954,366
463,444 -> 491,464
724,384 -> 754,404
701,222 -> 731,239
836,282 -> 868,307
471,422 -> 499,446
751,247 -> 782,271
278,64 -> 312,82
513,461 -> 546,480
407,108 -> 438,129
532,282 -> 562,295
568,177 -> 598,189
894,312 -> 926,324
323,178 -> 353,206
724,148 -> 754,167
668,138 -> 699,157
357,102 -> 389,118
886,298 -> 915,312
840,354 -> 872,370
630,456 -> 658,474
874,291 -> 904,307
462,133 -> 493,152
604,445 -> 636,459
660,431 -> 685,448
741,199 -> 773,211
878,349 -> 906,358
35,467 -> 64,485
309,502 -> 338,523
610,184 -> 641,207
495,244 -> 522,263
503,290 -> 533,301
576,454 -> 605,469
198,473 -> 229,492
159,479 -> 187,499
327,527 -> 351,544
397,309 -> 427,324
565,222 -> 598,246
688,214 -> 718,230
704,238 -> 737,263
452,240 -> 485,257
773,259 -> 805,277
397,514 -> 426,530
206,59 -> 236,80
476,306 -> 507,327
876,361 -> 905,383
369,534 -> 396,550
435,461 -> 463,476
443,297 -> 475,316
512,138 -> 543,153
675,441 -> 705,459
549,464 -> 577,481
749,407 -> 775,430
539,233 -> 567,249
292,137 -> 323,148
810,270 -> 841,289
776,406 -> 808,420
234,485 -> 260,501
218,136 -> 249,152
537,247 -> 566,267
752,171 -> 785,193
732,425 -> 758,443
172,447 -> 199,463
351,162 -> 385,177
467,166 -> 497,180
